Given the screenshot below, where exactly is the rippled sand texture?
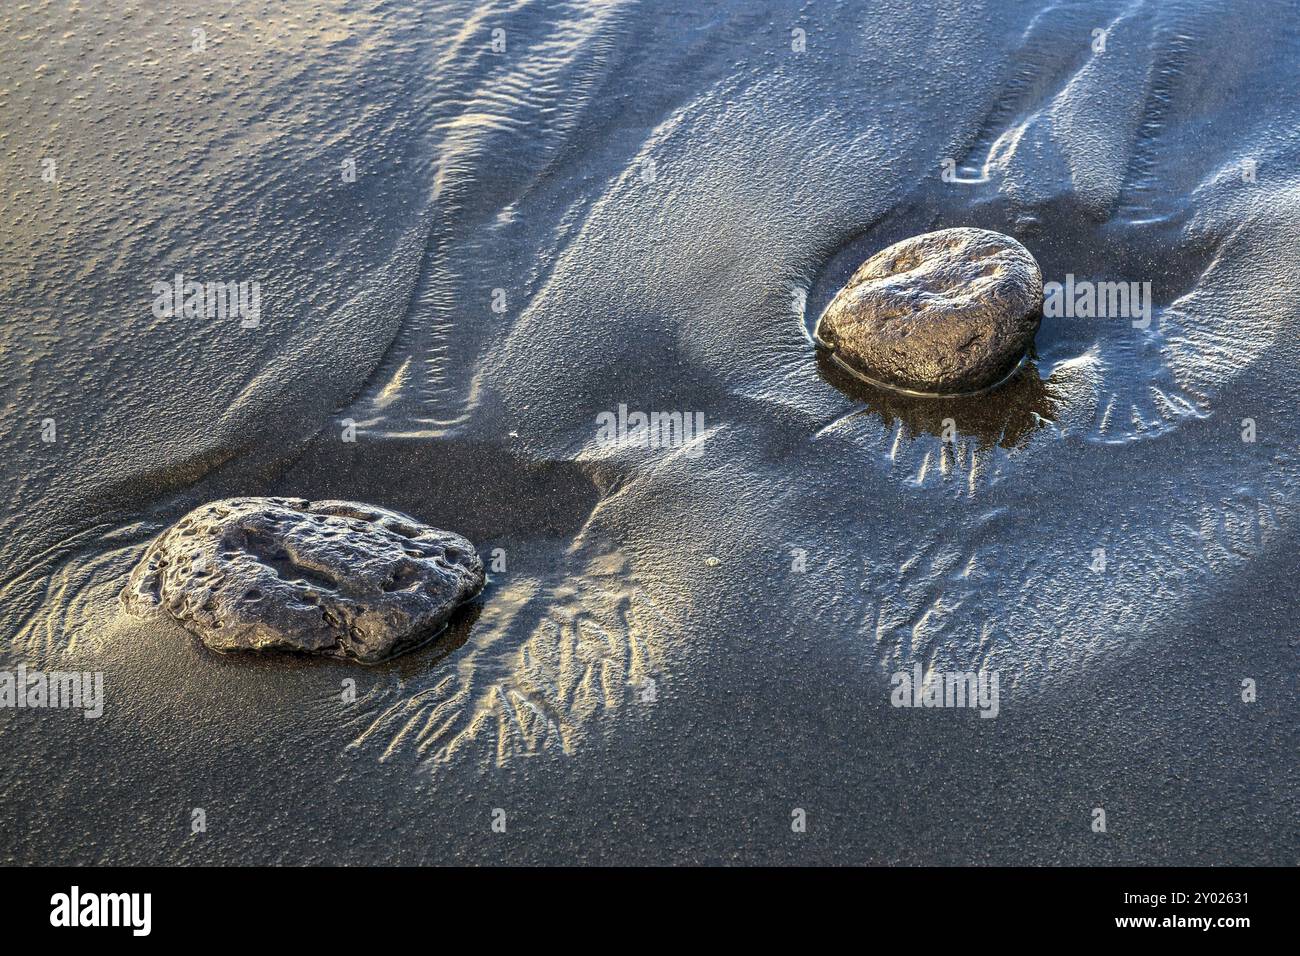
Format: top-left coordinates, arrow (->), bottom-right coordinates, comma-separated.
2,0 -> 1297,863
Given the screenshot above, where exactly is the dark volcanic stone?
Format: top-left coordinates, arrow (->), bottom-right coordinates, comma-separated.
122,497 -> 485,663
814,227 -> 1043,395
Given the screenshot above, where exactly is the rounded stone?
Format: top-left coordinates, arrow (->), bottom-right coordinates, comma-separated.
814,227 -> 1043,395
122,497 -> 485,664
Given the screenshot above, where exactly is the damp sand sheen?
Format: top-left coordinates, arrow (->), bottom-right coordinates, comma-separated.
1,0 -> 1297,865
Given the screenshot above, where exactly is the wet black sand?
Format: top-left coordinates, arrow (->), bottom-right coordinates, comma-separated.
1,0 -> 1297,864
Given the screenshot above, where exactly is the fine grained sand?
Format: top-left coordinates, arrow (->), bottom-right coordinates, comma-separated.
1,0 -> 1297,864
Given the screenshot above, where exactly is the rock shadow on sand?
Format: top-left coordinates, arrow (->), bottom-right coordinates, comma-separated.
815,349 -> 1056,452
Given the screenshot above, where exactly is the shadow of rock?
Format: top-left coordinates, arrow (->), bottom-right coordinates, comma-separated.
816,348 -> 1056,450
